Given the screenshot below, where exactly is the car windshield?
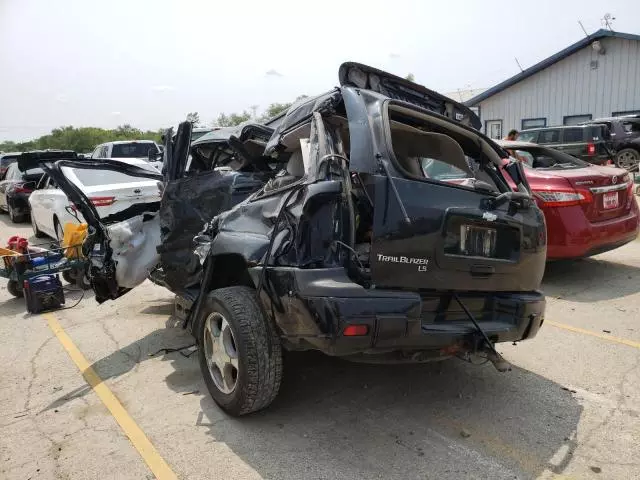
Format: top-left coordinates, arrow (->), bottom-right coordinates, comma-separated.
512,146 -> 589,170
70,166 -> 155,186
111,143 -> 157,158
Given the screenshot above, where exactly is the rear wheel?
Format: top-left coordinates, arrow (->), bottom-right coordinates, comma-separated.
616,148 -> 640,171
8,203 -> 25,223
62,268 -> 92,290
7,279 -> 23,298
31,211 -> 46,238
55,218 -> 64,243
62,270 -> 75,285
197,286 -> 283,416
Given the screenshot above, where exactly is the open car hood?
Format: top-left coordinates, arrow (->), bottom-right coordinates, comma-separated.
338,62 -> 481,130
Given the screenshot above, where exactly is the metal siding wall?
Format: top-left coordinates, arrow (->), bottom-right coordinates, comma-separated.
478,37 -> 640,133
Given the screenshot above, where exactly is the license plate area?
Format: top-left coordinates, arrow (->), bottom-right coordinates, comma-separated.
602,191 -> 619,210
443,215 -> 520,262
460,225 -> 496,258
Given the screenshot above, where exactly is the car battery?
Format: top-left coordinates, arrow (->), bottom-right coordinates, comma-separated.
24,274 -> 65,314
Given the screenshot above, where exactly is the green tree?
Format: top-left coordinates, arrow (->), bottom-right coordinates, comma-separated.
262,102 -> 292,119
214,111 -> 252,127
0,125 -> 162,153
186,112 -> 200,125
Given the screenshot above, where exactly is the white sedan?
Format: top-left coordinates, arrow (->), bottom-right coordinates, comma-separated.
29,158 -> 161,240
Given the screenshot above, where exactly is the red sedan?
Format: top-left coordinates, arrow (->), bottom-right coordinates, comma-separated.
497,140 -> 639,260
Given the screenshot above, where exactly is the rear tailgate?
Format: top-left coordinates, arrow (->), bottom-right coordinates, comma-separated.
557,167 -> 632,222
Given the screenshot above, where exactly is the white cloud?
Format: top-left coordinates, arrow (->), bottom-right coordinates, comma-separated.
389,53 -> 401,59
111,111 -> 121,116
265,69 -> 283,77
55,93 -> 68,103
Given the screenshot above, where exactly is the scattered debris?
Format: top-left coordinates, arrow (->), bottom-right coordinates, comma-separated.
182,390 -> 199,396
561,387 -> 577,394
602,330 -> 611,334
460,428 -> 471,438
590,466 -> 602,473
148,344 -> 197,357
52,386 -> 63,392
615,307 -> 626,312
13,413 -> 28,419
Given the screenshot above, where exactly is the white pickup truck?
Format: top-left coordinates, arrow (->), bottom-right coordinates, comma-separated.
90,140 -> 163,171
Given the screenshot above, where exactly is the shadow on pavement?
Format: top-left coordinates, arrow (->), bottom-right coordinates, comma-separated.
40,296 -> 583,479
195,352 -> 582,480
41,313 -> 197,412
543,255 -> 640,302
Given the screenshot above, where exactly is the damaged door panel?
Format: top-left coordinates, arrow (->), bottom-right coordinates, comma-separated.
152,121 -> 279,292
51,62 -> 547,417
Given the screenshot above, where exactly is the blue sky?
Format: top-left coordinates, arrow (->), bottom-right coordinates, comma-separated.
1,0 -> 639,141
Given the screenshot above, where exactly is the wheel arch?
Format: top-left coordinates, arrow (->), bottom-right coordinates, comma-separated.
206,252 -> 255,292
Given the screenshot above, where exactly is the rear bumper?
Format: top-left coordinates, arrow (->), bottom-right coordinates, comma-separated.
259,268 -> 545,357
545,201 -> 639,259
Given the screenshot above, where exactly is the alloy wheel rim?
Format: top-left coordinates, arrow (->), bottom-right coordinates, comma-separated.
617,150 -> 640,171
202,312 -> 239,394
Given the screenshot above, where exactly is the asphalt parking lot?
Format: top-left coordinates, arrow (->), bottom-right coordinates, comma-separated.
1,214 -> 639,480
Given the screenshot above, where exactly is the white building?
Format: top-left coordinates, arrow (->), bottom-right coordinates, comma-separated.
466,29 -> 640,139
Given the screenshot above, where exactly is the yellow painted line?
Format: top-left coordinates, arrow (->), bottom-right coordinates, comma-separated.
42,313 -> 178,480
546,320 -> 640,350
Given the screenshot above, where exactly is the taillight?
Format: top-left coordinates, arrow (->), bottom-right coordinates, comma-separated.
587,143 -> 596,155
534,188 -> 592,207
89,196 -> 116,207
343,325 -> 369,336
70,196 -> 117,211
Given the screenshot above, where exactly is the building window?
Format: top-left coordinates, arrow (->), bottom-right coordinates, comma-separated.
485,119 -> 503,139
612,110 -> 640,117
563,114 -> 592,125
521,118 -> 547,130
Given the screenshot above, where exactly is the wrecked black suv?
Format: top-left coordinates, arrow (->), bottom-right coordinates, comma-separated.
41,63 -> 547,416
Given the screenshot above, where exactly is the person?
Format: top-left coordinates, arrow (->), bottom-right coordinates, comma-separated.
505,129 -> 519,141
503,129 -> 529,164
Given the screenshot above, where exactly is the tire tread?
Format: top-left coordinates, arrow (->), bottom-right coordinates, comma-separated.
203,286 -> 282,415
